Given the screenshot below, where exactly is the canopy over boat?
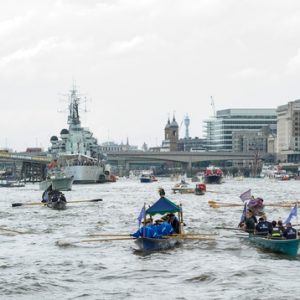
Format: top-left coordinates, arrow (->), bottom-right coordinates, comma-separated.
146,197 -> 181,216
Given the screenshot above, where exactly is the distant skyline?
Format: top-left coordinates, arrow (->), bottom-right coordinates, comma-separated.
2,0 -> 300,151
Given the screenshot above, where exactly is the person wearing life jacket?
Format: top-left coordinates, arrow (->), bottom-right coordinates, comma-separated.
283,222 -> 297,239
255,216 -> 272,236
271,220 -> 282,238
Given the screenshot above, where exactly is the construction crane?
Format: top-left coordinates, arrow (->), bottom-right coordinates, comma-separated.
210,96 -> 216,117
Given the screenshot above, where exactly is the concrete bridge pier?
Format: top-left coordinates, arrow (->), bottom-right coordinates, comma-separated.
117,160 -> 130,177
185,160 -> 193,177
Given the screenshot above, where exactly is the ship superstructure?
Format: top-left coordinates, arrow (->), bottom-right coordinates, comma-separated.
48,85 -> 109,183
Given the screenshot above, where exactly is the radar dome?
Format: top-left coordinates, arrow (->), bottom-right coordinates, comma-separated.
50,136 -> 58,142
60,129 -> 69,135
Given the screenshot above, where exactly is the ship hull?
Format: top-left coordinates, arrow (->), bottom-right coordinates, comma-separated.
63,165 -> 105,184
39,177 -> 74,191
204,175 -> 222,184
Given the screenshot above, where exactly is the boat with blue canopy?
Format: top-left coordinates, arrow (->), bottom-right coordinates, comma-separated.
134,197 -> 184,252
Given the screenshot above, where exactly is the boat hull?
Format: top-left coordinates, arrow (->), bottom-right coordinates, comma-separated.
172,187 -> 194,194
39,177 -> 74,191
204,175 -> 222,184
140,178 -> 152,183
134,237 -> 181,251
249,235 -> 300,256
63,165 -> 104,184
46,200 -> 67,210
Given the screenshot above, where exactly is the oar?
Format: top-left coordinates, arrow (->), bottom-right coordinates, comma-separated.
57,236 -> 133,247
208,200 -> 294,209
167,235 -> 215,240
208,200 -> 242,208
12,198 -> 102,207
87,233 -> 130,237
206,190 -> 230,194
215,226 -> 246,231
0,226 -> 29,234
66,199 -> 103,204
12,202 -> 46,207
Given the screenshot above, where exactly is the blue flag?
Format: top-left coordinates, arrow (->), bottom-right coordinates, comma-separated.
137,206 -> 145,227
283,204 -> 298,224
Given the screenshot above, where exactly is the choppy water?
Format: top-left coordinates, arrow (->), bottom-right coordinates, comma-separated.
0,178 -> 300,300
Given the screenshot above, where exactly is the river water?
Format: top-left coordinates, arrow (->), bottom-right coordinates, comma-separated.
0,177 -> 300,300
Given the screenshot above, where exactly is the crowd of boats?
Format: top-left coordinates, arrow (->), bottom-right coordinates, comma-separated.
2,85 -> 300,258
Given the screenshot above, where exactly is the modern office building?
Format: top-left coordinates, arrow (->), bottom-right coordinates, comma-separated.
277,99 -> 300,162
204,109 -> 277,152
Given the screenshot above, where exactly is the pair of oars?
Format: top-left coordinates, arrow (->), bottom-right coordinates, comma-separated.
208,200 -> 295,209
57,233 -> 215,247
11,198 -> 103,207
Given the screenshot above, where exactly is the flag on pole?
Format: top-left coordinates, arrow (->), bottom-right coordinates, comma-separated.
137,205 -> 145,227
240,202 -> 247,223
239,189 -> 252,202
283,204 -> 298,225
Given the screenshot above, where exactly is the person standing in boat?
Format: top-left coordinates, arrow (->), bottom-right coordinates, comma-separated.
158,188 -> 166,198
243,210 -> 257,233
282,222 -> 297,239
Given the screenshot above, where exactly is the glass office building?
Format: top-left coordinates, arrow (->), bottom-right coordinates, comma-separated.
204,109 -> 277,152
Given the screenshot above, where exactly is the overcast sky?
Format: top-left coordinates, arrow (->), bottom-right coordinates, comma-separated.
1,0 -> 300,151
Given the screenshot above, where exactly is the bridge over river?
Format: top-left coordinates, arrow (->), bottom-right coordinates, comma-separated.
107,151 -> 255,175
0,152 -> 50,182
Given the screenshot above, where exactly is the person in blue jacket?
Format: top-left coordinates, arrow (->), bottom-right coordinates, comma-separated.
255,217 -> 272,236
154,218 -> 174,237
131,219 -> 157,238
283,223 -> 297,239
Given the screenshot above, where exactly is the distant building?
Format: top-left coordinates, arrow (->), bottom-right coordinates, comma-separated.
204,108 -> 277,152
178,137 -> 206,152
26,147 -> 43,153
277,99 -> 300,162
232,127 -> 270,153
100,139 -> 138,153
161,116 -> 179,151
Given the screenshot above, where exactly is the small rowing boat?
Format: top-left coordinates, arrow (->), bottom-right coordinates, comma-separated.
46,198 -> 67,210
172,182 -> 194,194
44,190 -> 67,210
134,197 -> 184,252
248,234 -> 300,256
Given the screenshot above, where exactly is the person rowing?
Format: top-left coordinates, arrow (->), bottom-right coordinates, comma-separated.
255,216 -> 272,236
42,184 -> 67,207
282,222 -> 297,239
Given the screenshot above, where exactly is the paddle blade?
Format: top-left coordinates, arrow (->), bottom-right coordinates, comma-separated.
12,203 -> 23,207
89,199 -> 103,202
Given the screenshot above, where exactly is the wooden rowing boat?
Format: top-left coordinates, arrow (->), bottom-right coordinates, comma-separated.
46,199 -> 67,210
248,234 -> 300,256
134,236 -> 182,251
